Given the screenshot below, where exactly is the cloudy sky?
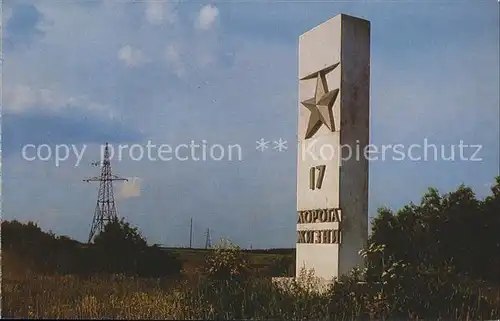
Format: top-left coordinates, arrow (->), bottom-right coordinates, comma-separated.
2,0 -> 498,248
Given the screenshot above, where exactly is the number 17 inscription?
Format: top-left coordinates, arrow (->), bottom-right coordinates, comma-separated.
309,165 -> 326,190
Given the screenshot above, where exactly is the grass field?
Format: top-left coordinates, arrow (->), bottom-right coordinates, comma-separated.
1,248 -> 305,319
2,272 -> 327,319
164,247 -> 294,275
3,246 -> 500,320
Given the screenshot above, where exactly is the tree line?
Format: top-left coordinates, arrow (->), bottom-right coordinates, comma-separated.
1,218 -> 182,277
2,176 -> 499,285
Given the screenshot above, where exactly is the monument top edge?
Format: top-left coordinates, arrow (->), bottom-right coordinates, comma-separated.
299,13 -> 370,38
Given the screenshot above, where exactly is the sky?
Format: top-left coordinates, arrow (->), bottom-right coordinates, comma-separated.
1,0 -> 499,248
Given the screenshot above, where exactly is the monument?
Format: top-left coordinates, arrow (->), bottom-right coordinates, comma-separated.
296,14 -> 370,282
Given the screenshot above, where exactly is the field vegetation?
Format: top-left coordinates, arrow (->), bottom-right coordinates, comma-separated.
2,177 -> 500,320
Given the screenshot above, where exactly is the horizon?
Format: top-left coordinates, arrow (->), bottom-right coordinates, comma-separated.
2,0 -> 499,248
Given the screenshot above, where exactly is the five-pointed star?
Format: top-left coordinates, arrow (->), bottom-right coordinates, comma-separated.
301,64 -> 339,139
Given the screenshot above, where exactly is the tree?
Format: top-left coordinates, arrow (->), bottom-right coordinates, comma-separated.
93,217 -> 147,250
92,218 -> 181,277
92,218 -> 146,275
369,176 -> 500,284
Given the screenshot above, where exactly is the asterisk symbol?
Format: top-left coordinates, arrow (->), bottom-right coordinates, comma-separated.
256,138 -> 270,152
273,138 -> 288,152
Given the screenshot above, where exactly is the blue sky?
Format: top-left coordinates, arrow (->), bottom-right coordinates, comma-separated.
2,0 -> 499,248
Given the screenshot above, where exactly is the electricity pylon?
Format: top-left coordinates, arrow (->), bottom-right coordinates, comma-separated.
83,143 -> 127,243
205,228 -> 212,249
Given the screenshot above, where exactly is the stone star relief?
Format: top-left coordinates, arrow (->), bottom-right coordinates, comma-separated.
300,63 -> 340,139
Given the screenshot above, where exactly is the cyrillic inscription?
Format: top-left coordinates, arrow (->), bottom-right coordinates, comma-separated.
296,229 -> 341,244
297,208 -> 341,224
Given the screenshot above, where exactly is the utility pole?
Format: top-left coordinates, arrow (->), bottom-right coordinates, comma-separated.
189,217 -> 193,248
83,143 -> 127,243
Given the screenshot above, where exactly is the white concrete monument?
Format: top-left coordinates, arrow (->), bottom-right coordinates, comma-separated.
296,14 -> 370,282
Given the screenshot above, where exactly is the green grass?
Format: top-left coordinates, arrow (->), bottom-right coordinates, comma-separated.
2,248 -> 499,320
165,247 -> 294,276
3,265 -> 499,320
1,272 -> 328,319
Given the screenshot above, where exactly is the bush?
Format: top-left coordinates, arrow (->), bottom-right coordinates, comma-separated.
204,238 -> 250,281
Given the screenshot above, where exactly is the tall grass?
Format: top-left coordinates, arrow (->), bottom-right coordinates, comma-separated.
2,271 -> 499,320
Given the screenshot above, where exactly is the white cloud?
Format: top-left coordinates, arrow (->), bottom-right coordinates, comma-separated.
117,45 -> 149,67
3,84 -> 112,115
145,1 -> 176,25
164,44 -> 186,78
196,4 -> 219,31
3,85 -> 38,112
118,176 -> 143,199
165,44 -> 180,62
146,2 -> 163,24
